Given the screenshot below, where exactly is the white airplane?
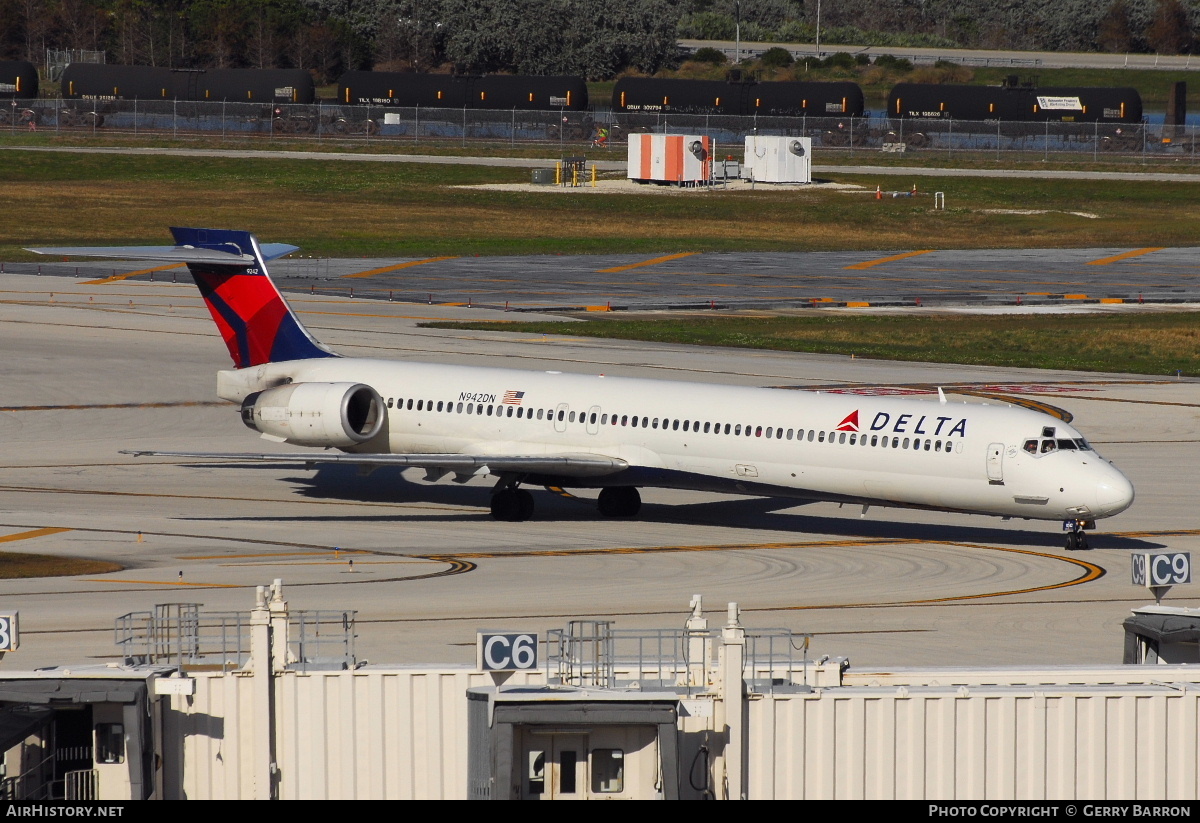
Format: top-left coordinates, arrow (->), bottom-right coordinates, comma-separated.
30,228 -> 1135,549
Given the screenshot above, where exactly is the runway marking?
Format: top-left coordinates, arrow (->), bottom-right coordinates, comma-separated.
0,527 -> 71,543
82,263 -> 186,285
844,250 -> 934,270
1086,248 -> 1165,266
342,257 -> 458,279
597,252 -> 696,273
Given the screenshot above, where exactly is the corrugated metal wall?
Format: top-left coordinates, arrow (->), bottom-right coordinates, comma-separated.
164,667 -> 545,800
749,685 -> 1200,800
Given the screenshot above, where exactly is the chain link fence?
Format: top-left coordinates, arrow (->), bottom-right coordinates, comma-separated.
3,98 -> 1195,162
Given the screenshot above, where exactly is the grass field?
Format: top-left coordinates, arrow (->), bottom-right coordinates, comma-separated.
0,552 -> 121,579
5,147 -> 1200,259
428,312 -> 1200,377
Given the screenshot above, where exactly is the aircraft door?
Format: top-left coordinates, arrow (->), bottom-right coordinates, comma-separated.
521,733 -> 586,800
554,403 -> 569,434
586,405 -> 601,435
986,442 -> 1005,483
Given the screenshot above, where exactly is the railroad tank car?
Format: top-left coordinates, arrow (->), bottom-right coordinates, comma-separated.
0,60 -> 38,99
62,64 -> 314,103
888,82 -> 1142,123
337,71 -> 588,110
195,68 -> 314,103
611,77 -> 866,118
62,63 -> 172,100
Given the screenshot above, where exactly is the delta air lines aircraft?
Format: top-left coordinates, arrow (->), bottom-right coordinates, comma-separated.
30,228 -> 1135,549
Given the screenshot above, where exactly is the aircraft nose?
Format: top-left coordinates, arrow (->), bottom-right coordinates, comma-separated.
1094,466 -> 1135,517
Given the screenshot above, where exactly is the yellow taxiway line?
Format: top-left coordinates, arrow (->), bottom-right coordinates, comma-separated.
1086,247 -> 1164,266
598,252 -> 696,273
844,250 -> 934,270
82,263 -> 186,286
342,257 -> 458,278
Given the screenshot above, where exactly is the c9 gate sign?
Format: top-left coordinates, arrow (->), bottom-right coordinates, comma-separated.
477,632 -> 538,672
1131,552 -> 1191,588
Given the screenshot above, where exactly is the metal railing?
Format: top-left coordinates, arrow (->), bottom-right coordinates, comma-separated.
64,770 -> 97,801
115,603 -> 357,671
546,620 -> 812,694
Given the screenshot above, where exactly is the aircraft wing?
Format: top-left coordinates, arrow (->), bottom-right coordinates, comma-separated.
25,243 -> 299,263
120,450 -> 628,478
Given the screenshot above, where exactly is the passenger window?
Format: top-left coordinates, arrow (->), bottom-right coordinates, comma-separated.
935,440 -> 942,452
892,438 -> 900,448
592,749 -> 625,794
569,411 -> 576,423
703,422 -> 710,433
486,405 -> 492,415
506,406 -> 513,417
766,427 -> 773,439
786,429 -> 793,440
536,409 -> 543,420
387,398 -> 394,408
590,413 -> 597,424
924,439 -> 931,450
681,420 -> 688,431
724,424 -> 731,435
406,399 -> 414,410
818,431 -> 825,442
456,402 -> 464,413
755,426 -> 762,437
621,415 -> 628,426
652,418 -> 659,429
673,420 -> 680,431
849,433 -> 856,445
734,425 -> 742,435
466,403 -> 474,414
632,417 -> 639,428
871,435 -> 878,446
558,410 -> 565,422
797,429 -> 805,440
601,414 -> 608,424
839,432 -> 846,444
642,417 -> 648,428
807,430 -> 815,442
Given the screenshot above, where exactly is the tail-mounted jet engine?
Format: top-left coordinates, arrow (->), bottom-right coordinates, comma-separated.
240,382 -> 385,447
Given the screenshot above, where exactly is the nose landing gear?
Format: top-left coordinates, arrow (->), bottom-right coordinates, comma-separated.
1064,519 -> 1091,551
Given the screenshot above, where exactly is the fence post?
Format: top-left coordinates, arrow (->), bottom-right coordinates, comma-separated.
462,106 -> 467,148
414,104 -> 419,144
1094,120 -> 1098,162
1044,118 -> 1049,161
133,97 -> 137,136
511,107 -> 516,147
173,98 -> 177,138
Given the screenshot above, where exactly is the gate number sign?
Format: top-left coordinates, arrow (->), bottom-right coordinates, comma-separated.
1131,552 -> 1191,588
0,612 -> 19,652
477,633 -> 538,671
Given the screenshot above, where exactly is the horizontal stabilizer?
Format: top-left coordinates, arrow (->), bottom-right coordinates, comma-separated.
121,449 -> 628,478
25,243 -> 299,263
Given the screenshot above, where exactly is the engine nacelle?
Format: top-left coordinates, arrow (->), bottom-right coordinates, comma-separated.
240,382 -> 384,447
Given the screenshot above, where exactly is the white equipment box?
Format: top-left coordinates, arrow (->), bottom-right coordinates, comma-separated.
743,135 -> 812,183
627,133 -> 714,185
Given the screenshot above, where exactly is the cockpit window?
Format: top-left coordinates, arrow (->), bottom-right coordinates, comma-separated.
1056,439 -> 1078,450
1023,439 -> 1038,454
1075,438 -> 1092,451
1040,439 -> 1057,453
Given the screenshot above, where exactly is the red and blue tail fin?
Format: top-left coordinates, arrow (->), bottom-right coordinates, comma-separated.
169,227 -> 336,369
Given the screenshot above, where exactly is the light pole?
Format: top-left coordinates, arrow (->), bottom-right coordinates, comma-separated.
815,0 -> 822,57
735,1 -> 741,64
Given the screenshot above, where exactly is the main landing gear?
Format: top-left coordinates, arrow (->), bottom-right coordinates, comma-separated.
491,486 -> 535,521
1064,519 -> 1090,551
489,483 -> 643,521
598,486 -> 641,518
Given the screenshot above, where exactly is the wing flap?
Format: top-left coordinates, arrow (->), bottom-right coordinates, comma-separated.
120,450 -> 628,478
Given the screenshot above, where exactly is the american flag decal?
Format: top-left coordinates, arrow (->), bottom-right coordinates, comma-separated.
503,390 -> 525,405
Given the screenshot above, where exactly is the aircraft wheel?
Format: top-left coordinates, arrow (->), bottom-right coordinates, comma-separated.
490,488 -> 519,521
598,486 -> 641,518
516,489 -> 535,521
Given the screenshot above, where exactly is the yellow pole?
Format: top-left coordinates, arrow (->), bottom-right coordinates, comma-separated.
555,162 -> 561,185
591,164 -> 597,187
572,165 -> 578,187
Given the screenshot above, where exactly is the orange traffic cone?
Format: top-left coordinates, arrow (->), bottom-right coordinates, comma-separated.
875,185 -> 882,200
